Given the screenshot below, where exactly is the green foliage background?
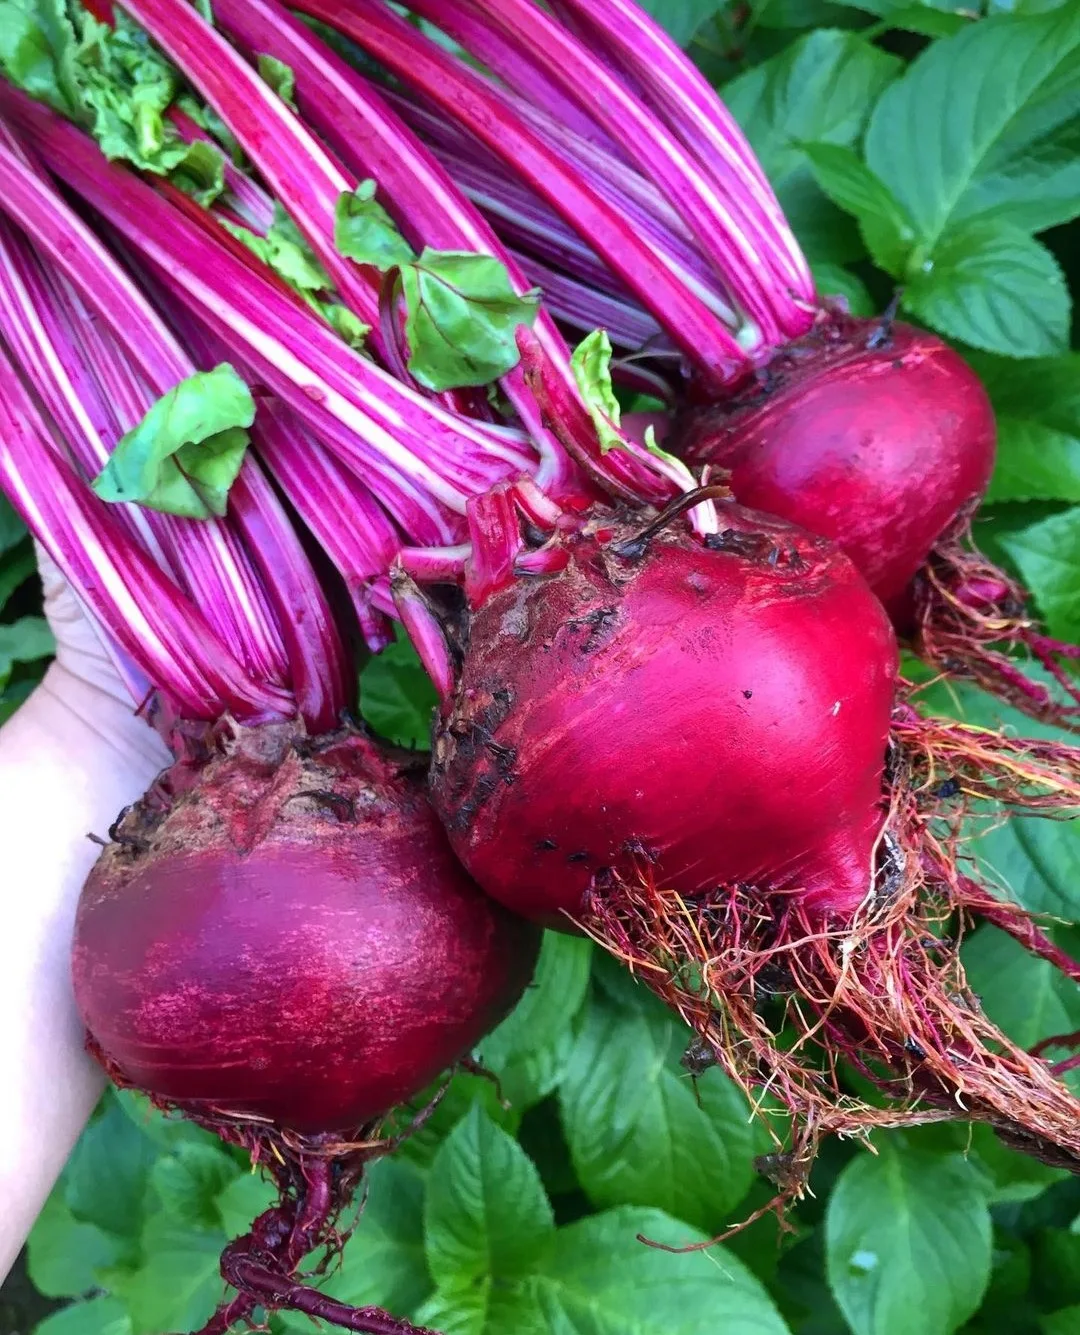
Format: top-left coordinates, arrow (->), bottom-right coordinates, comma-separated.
6,0 -> 1080,1332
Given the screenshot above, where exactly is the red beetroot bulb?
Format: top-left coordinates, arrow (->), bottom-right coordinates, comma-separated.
429,503 -> 898,928
674,317 -> 996,608
74,722 -> 540,1134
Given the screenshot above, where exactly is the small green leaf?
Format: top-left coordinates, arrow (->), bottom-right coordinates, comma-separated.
570,329 -> 624,453
999,507 -> 1080,641
533,1207 -> 791,1334
0,616 -> 53,690
150,1141 -> 239,1229
903,223 -> 1069,357
225,205 -> 331,293
400,250 -> 539,391
335,180 -> 416,270
33,1296 -> 131,1335
424,1105 -> 555,1286
826,1143 -> 992,1335
360,631 -> 439,749
257,52 -> 296,109
559,976 -> 756,1231
93,364 -> 254,519
802,141 -> 915,273
0,493 -> 26,557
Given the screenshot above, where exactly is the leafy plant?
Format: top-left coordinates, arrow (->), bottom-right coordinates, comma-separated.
8,1 -> 1080,1333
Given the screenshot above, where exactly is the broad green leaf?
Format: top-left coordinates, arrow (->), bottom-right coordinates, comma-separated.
479,933 -> 592,1109
150,1140 -> 239,1229
635,0 -> 723,45
93,364 -> 254,519
424,1105 -> 554,1286
335,180 -> 416,269
559,980 -> 756,1232
803,141 -> 915,272
413,1283 -> 537,1335
571,329 -> 624,453
963,923 -> 1080,1055
400,250 -> 539,391
999,506 -> 1080,640
33,1296 -> 131,1335
903,222 -> 1069,357
0,616 -> 54,690
825,1144 -> 992,1335
110,1216 -> 224,1332
971,354 -> 1080,503
865,8 -> 1080,243
277,1159 -> 432,1330
64,1094 -> 157,1243
27,1191 -> 123,1298
257,52 -> 296,108
724,31 -> 901,183
532,1207 -> 791,1335
0,544 -> 34,613
360,631 -> 439,749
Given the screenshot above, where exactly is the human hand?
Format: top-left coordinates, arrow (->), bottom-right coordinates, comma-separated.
0,547 -> 169,1280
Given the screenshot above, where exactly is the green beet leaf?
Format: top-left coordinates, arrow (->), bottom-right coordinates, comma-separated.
973,353 -> 1080,504
257,52 -> 296,109
92,364 -> 255,520
570,329 -> 624,453
999,506 -> 1080,643
865,8 -> 1080,247
400,250 -> 540,391
424,1105 -> 555,1287
33,1296 -> 131,1335
0,616 -> 53,692
335,180 -> 416,270
559,967 -> 757,1232
802,141 -> 915,274
826,1142 -> 992,1335
902,221 -> 1069,358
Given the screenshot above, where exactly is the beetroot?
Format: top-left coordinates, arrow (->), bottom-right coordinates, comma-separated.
75,721 -> 539,1333
75,722 -> 537,1131
431,505 -> 897,925
411,490 -> 1080,1198
673,316 -> 1080,726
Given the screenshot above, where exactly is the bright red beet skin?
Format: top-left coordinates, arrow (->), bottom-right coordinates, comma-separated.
676,319 -> 996,607
431,507 -> 899,927
73,726 -> 539,1133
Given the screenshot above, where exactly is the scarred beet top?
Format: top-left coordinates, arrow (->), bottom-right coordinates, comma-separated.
73,725 -> 539,1133
676,319 -> 996,605
430,505 -> 899,927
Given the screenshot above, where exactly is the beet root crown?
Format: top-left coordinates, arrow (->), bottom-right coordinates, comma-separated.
74,720 -> 539,1333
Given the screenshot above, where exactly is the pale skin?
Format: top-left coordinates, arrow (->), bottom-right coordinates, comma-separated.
0,551 -> 169,1281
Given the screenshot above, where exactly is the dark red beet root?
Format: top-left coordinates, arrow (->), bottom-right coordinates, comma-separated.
431,503 -> 898,926
672,316 -> 1080,727
675,317 -> 995,605
74,722 -> 539,1332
